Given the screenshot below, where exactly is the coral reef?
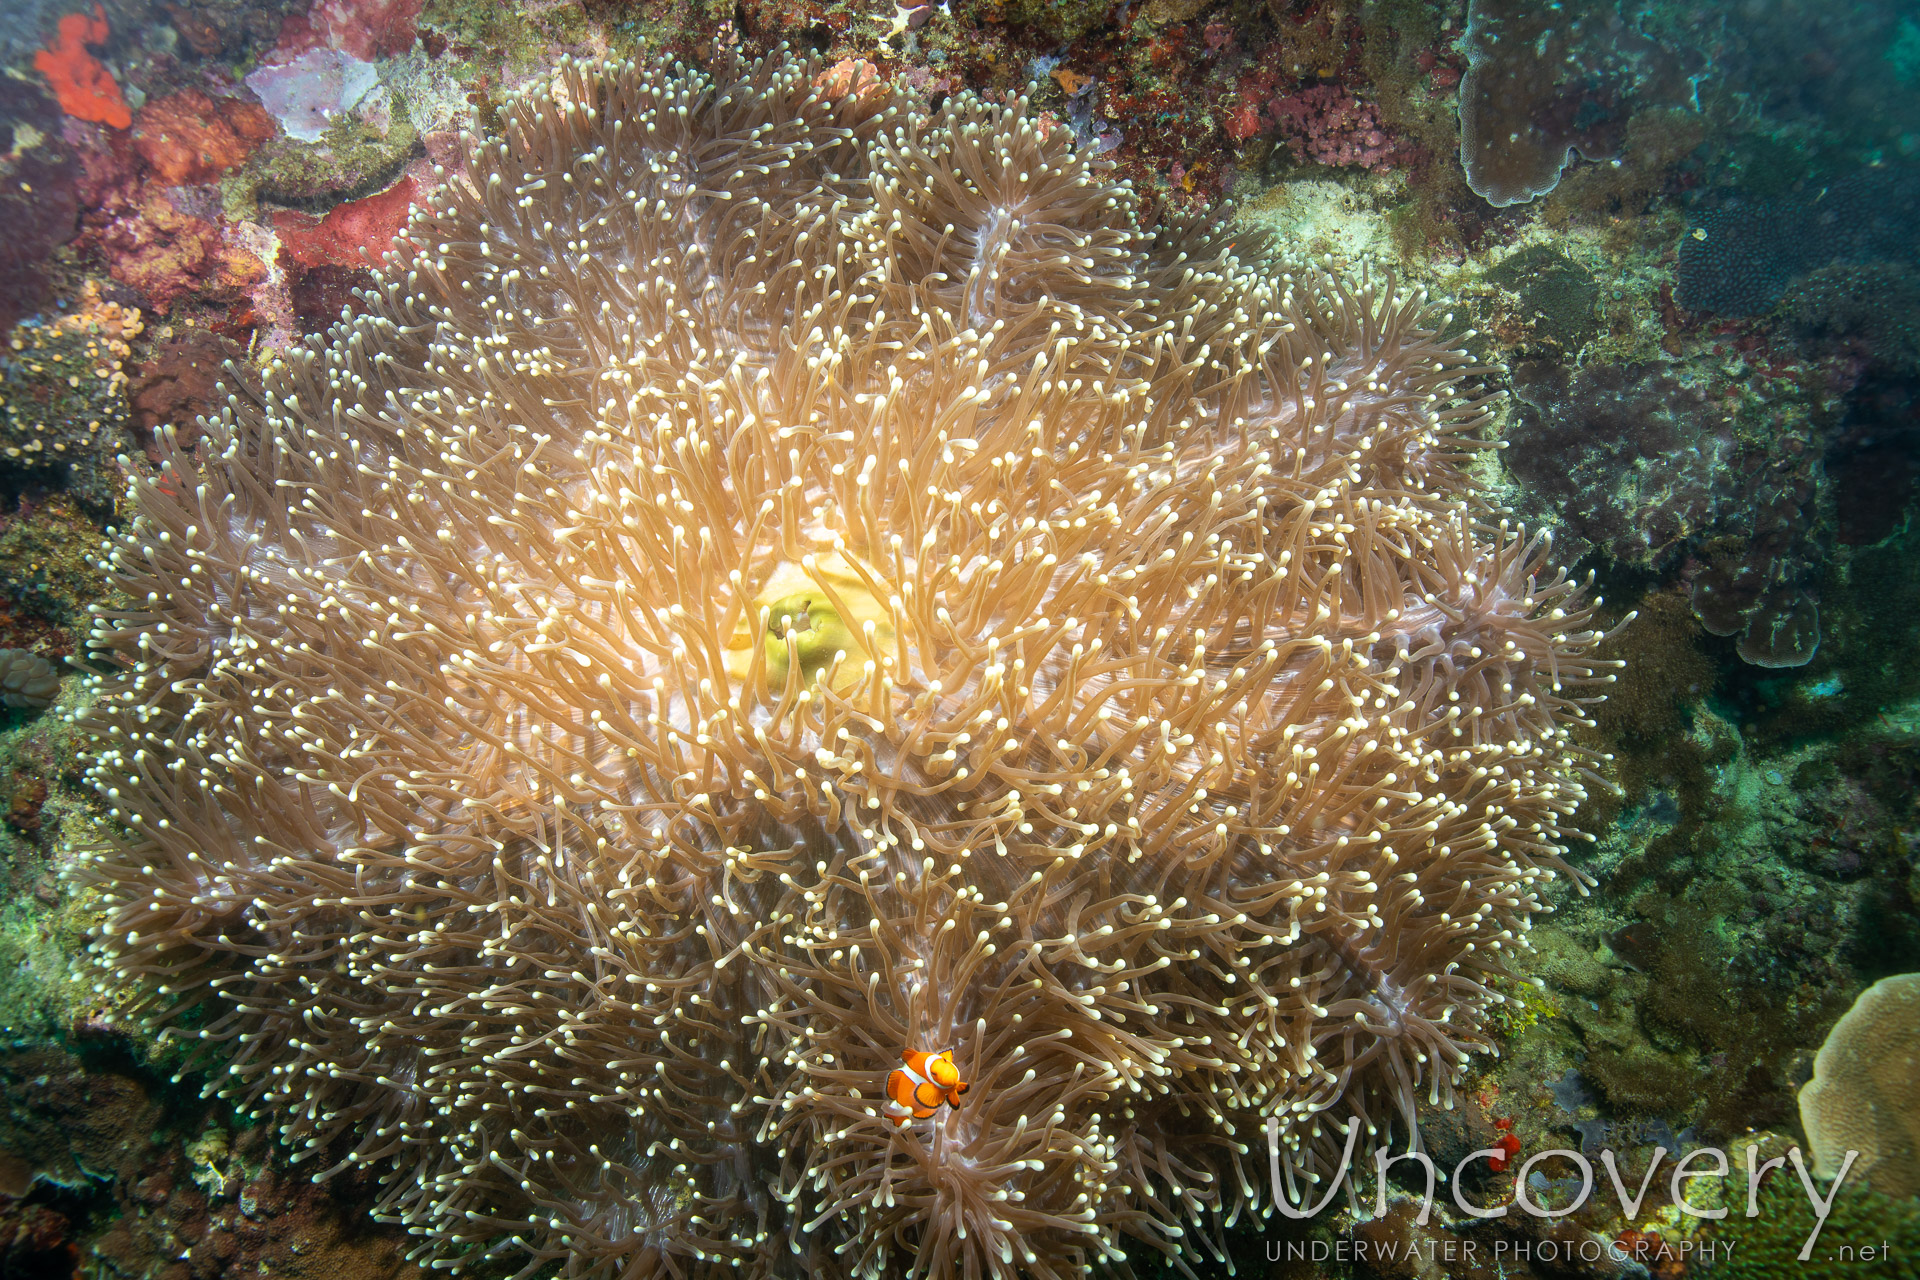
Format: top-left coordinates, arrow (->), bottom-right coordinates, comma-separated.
271,176 -> 419,271
1485,248 -> 1601,357
77,52 -> 1618,1280
128,328 -> 246,452
0,652 -> 60,711
300,0 -> 426,61
1701,1162 -> 1920,1279
0,1045 -> 421,1279
74,151 -> 269,319
0,491 -> 122,650
1525,680 -> 1920,1152
1784,261 -> 1920,376
0,0 -> 1906,1275
1586,590 -> 1714,754
246,47 -> 384,144
245,101 -> 422,208
1504,356 -> 1836,668
159,0 -> 303,63
131,90 -> 277,188
1264,84 -> 1407,172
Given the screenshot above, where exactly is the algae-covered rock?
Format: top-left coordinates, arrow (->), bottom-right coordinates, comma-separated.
0,288 -> 140,511
245,92 -> 420,206
1704,1171 -> 1920,1279
1531,925 -> 1616,998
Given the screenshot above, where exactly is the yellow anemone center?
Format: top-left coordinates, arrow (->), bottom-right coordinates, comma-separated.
723,553 -> 896,694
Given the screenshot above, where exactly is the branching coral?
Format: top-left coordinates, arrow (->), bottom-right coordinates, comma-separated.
76,53 -> 1617,1280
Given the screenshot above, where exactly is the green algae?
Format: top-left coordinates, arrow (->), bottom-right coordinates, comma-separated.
1703,1173 -> 1920,1278
0,697 -> 111,1046
420,0 -> 597,82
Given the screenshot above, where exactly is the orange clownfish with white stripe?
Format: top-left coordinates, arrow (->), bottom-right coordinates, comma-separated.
884,1049 -> 969,1126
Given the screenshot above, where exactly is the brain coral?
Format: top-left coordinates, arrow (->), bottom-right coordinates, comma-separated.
77,53 -> 1616,1280
1800,973 -> 1920,1198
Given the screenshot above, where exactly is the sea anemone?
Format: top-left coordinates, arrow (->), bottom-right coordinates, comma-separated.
76,52 -> 1615,1280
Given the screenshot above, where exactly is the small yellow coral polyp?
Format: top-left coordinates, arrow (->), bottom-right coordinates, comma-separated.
723,553 -> 897,694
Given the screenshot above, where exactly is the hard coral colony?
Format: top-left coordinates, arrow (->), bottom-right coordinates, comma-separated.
78,54 -> 1616,1280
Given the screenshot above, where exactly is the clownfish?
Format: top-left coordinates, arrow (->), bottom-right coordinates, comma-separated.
884,1048 -> 969,1126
